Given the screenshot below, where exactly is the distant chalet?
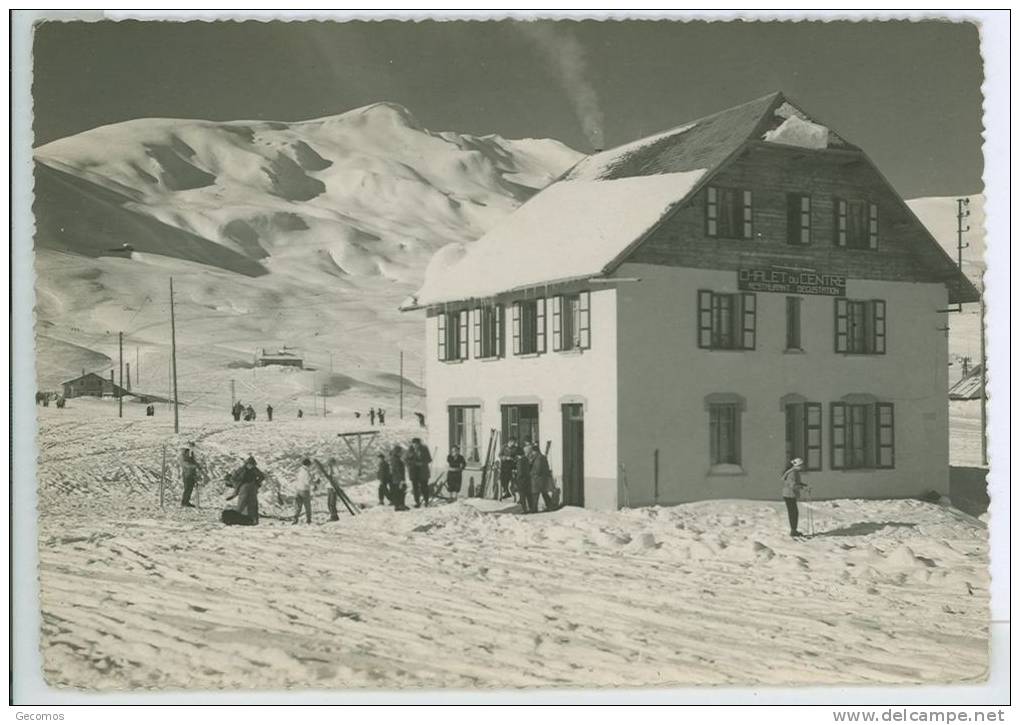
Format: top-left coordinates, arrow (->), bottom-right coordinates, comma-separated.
61,371 -> 128,399
255,347 -> 304,369
403,91 -> 979,509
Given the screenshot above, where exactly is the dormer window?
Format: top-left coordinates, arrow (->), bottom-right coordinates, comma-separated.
707,186 -> 753,239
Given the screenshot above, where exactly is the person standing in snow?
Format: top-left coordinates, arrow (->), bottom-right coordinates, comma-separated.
226,455 -> 266,524
179,442 -> 202,508
781,457 -> 808,537
527,442 -> 554,512
292,458 -> 316,525
446,445 -> 467,501
387,446 -> 409,511
376,452 -> 392,505
369,408 -> 376,426
266,404 -> 273,422
499,438 -> 520,501
378,408 -> 386,425
514,445 -> 533,513
415,411 -> 426,428
405,438 -> 432,507
297,408 -> 303,419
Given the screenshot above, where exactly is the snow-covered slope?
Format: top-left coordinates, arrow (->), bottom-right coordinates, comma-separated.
32,104 -> 583,407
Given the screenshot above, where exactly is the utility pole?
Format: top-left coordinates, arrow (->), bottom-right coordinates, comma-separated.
980,288 -> 987,466
399,350 -> 404,420
169,277 -> 180,433
118,332 -> 124,418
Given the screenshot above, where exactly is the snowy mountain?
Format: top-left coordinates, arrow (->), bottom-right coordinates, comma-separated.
32,104 -> 582,409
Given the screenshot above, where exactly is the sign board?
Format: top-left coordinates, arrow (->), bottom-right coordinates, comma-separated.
737,267 -> 846,296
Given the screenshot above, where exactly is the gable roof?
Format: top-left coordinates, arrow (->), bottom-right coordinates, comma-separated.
405,92 -> 975,309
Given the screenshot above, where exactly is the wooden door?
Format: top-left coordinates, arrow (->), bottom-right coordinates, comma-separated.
561,404 -> 584,507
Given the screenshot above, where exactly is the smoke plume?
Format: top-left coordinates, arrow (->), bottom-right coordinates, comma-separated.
517,22 -> 605,150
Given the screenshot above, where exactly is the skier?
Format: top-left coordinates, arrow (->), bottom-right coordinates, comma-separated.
446,445 -> 467,501
226,455 -> 266,524
527,442 -> 554,512
266,404 -> 273,422
405,438 -> 432,507
376,452 -> 391,505
297,408 -> 303,419
245,405 -> 256,422
781,457 -> 809,538
498,438 -> 519,500
232,401 -> 242,422
378,408 -> 386,425
292,458 -> 315,525
179,442 -> 201,508
369,408 -> 376,426
389,445 -> 408,511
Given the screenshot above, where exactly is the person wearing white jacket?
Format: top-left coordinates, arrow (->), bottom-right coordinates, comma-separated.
292,458 -> 316,525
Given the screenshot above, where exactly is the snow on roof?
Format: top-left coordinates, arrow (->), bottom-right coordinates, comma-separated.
762,115 -> 830,149
410,170 -> 706,307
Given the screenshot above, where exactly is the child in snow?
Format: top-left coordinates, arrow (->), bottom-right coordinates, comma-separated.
292,458 -> 315,524
781,457 -> 808,537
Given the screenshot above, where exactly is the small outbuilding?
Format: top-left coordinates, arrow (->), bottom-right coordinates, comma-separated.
255,347 -> 304,369
61,371 -> 129,399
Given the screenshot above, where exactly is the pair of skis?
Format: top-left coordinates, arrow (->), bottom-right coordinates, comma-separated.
477,428 -> 501,500
313,459 -> 360,517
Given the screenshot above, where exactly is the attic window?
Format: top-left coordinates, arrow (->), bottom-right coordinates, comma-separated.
835,199 -> 879,250
707,186 -> 753,239
787,194 -> 812,245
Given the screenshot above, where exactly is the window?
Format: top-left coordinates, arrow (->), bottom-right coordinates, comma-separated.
785,297 -> 802,350
834,299 -> 886,354
787,194 -> 811,245
449,406 -> 482,463
473,304 -> 504,359
707,186 -> 753,239
697,291 -> 756,350
709,404 -> 741,465
511,298 -> 546,355
831,401 -> 894,470
437,309 -> 469,361
552,292 -> 591,351
785,402 -> 822,470
834,198 -> 878,249
501,404 -> 539,447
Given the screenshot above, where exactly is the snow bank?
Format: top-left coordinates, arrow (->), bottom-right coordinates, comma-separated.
413,169 -> 707,306
763,115 -> 830,149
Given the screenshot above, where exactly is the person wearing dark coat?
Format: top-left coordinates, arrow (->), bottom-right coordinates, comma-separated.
226,456 -> 266,524
297,408 -> 303,418
527,443 -> 554,512
499,439 -> 519,500
376,452 -> 392,505
378,408 -> 386,425
369,408 -> 376,426
446,446 -> 467,500
266,404 -> 273,422
415,412 -> 426,428
405,438 -> 433,507
388,446 -> 409,511
513,447 -> 532,513
232,401 -> 243,422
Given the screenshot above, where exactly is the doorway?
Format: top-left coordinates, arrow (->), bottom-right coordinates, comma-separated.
561,403 -> 584,507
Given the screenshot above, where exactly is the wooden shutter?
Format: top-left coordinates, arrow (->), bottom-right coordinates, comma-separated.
741,293 -> 756,350
805,402 -> 822,471
743,190 -> 753,239
437,312 -> 447,361
495,304 -> 504,357
786,297 -> 801,350
872,300 -> 886,354
578,291 -> 591,349
868,203 -> 879,250
538,295 -> 546,350
834,299 -> 849,353
551,295 -> 563,351
786,194 -> 801,244
706,187 -> 718,237
473,307 -> 482,358
830,402 -> 847,470
876,403 -> 895,468
834,198 -> 847,247
511,302 -> 521,355
458,310 -> 469,360
697,290 -> 713,349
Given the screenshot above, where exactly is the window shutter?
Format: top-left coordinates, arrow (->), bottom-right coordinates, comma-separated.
578,291 -> 591,349
473,307 -> 482,358
801,195 -> 811,244
830,402 -> 847,470
458,310 -> 469,360
876,403 -> 895,468
743,190 -> 753,239
511,302 -> 521,355
834,299 -> 849,353
868,203 -> 879,250
706,187 -> 718,237
805,402 -> 822,471
697,290 -> 713,348
872,300 -> 886,354
741,293 -> 756,350
437,313 -> 447,361
834,198 -> 847,247
538,295 -> 546,350
786,194 -> 801,244
551,295 -> 563,352
495,304 -> 504,357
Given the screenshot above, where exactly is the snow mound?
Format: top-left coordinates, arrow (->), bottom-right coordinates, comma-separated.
763,115 -> 829,149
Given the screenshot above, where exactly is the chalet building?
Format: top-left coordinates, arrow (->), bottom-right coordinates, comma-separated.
255,347 -> 304,369
61,371 -> 129,399
402,92 -> 979,509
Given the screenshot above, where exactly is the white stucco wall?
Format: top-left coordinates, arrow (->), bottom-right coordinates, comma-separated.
615,263 -> 950,505
423,286 -> 619,509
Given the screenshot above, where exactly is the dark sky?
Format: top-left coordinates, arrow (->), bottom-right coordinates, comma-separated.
32,19 -> 984,197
